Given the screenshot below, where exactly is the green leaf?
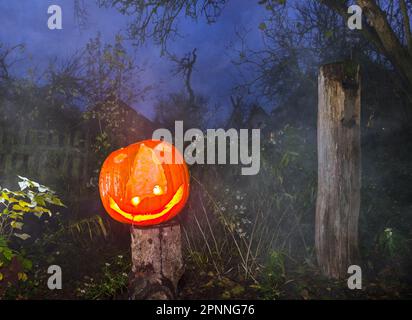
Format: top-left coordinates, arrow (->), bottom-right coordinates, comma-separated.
14,233 -> 31,241
325,30 -> 333,39
11,221 -> 24,230
1,192 -> 10,202
18,200 -> 31,208
12,204 -> 30,212
18,180 -> 29,191
18,272 -> 28,281
38,186 -> 49,193
47,196 -> 65,207
34,212 -> 43,218
0,236 -> 7,247
21,258 -> 33,270
8,197 -> 20,203
34,196 -> 46,207
1,248 -> 14,261
231,284 -> 245,296
258,22 -> 267,31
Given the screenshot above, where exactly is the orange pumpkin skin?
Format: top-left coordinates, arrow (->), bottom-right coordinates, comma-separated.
99,140 -> 190,226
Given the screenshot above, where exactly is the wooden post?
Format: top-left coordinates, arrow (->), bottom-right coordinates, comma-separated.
316,62 -> 361,279
129,223 -> 184,299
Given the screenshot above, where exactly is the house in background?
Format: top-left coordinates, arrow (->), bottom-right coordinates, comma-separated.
0,95 -> 157,194
87,96 -> 157,147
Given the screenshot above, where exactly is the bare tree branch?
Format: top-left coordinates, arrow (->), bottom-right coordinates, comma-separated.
356,0 -> 412,92
400,0 -> 412,54
168,48 -> 197,104
0,43 -> 25,80
319,0 -> 412,103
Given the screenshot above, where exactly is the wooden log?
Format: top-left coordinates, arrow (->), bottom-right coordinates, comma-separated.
129,223 -> 184,299
316,62 -> 361,279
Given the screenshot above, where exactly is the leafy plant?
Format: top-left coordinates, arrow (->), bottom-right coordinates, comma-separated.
76,255 -> 129,300
0,176 -> 64,242
378,228 -> 408,259
257,250 -> 286,299
43,215 -> 108,245
0,176 -> 64,294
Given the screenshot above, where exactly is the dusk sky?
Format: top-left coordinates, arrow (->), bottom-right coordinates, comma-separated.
0,0 -> 268,120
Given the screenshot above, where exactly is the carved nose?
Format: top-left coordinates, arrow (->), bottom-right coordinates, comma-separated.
131,196 -> 140,207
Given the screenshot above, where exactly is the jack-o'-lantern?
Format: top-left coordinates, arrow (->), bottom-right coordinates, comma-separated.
99,140 -> 190,226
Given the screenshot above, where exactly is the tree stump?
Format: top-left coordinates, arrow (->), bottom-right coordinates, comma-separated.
316,62 -> 361,279
129,223 -> 184,299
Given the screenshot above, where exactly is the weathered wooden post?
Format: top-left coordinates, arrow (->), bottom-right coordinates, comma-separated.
129,223 -> 184,299
316,62 -> 361,279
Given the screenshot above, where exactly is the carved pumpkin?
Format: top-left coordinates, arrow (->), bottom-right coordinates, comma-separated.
99,140 -> 190,226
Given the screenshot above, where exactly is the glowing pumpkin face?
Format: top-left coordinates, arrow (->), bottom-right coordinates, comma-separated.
99,140 -> 190,226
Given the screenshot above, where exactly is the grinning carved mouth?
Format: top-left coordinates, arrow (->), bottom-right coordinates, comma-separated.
109,185 -> 184,222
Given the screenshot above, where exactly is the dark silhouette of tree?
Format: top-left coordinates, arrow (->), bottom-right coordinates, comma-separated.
0,43 -> 24,81
168,48 -> 197,104
97,0 -> 227,52
320,0 -> 412,102
97,0 -> 412,104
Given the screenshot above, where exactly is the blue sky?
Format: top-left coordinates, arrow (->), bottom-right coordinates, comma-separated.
0,0 -> 267,121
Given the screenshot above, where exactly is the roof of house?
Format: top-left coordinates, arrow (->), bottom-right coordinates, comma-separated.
88,96 -> 157,146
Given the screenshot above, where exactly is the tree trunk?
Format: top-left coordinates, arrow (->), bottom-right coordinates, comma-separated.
316,62 -> 361,279
129,223 -> 184,299
321,0 -> 412,105
357,0 -> 412,95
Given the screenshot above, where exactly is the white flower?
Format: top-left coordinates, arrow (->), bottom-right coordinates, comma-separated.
105,263 -> 110,266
